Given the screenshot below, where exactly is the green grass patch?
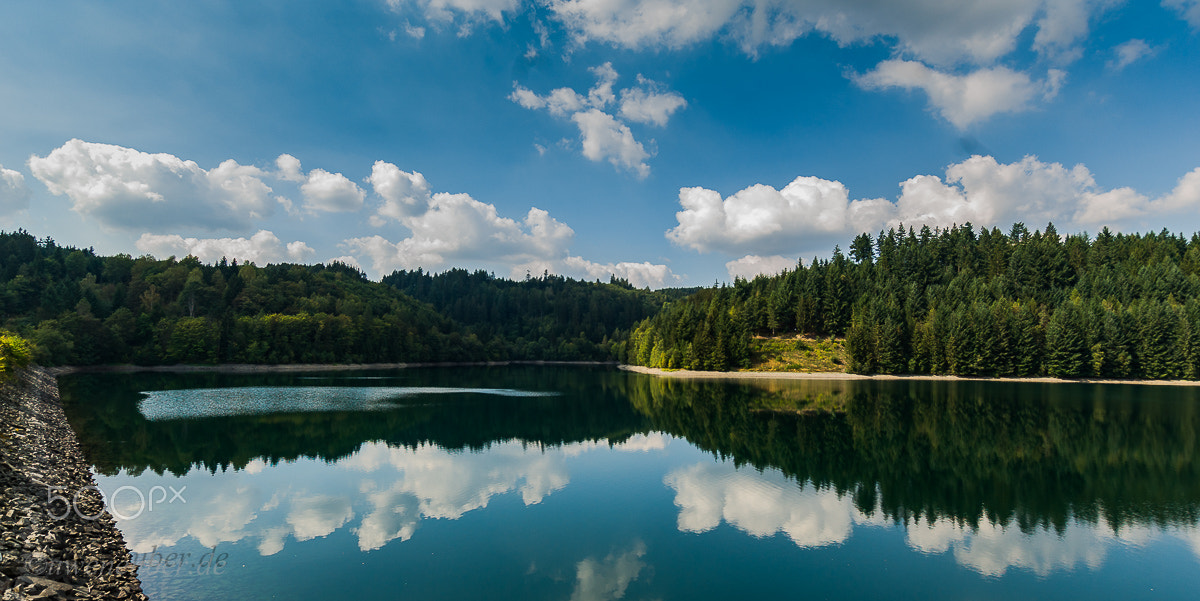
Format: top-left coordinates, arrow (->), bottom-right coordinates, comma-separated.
743,335 -> 848,373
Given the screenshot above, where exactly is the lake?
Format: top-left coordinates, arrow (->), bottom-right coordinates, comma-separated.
58,366 -> 1200,600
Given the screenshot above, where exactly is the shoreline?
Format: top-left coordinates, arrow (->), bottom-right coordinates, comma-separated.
39,360 -> 1200,386
0,367 -> 148,600
618,365 -> 1200,386
48,360 -> 618,375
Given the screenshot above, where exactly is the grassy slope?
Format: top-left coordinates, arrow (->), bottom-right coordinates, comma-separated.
743,335 -> 848,373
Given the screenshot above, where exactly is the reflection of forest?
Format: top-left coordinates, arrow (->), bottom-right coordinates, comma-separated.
61,368 -> 1200,531
60,367 -> 649,476
626,376 -> 1200,532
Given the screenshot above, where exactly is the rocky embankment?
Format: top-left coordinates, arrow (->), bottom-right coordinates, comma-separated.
1,367 -> 147,600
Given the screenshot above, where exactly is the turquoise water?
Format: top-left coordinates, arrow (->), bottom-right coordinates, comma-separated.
58,367 -> 1200,600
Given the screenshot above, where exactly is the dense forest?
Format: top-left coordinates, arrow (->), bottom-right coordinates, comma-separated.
0,230 -> 675,366
628,222 -> 1200,379
13,221 -> 1200,379
0,229 -> 487,365
384,268 -> 693,361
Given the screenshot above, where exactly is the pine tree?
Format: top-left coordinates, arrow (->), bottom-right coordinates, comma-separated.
1138,301 -> 1183,379
846,314 -> 878,373
876,316 -> 905,373
1182,299 -> 1200,379
1046,298 -> 1088,378
989,299 -> 1015,376
851,233 -> 875,265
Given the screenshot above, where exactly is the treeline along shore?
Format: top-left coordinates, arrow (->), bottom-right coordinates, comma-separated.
10,224 -> 1200,382
628,223 -> 1200,380
0,230 -> 688,367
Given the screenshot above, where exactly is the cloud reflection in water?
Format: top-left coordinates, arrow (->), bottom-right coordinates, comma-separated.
103,435 -> 673,557
664,459 -> 1200,577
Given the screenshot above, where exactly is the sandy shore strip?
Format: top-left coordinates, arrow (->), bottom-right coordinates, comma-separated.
618,364 -> 1200,386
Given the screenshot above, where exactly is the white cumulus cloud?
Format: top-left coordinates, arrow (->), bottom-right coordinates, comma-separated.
349,166 -> 677,284
273,153 -> 366,213
324,255 -> 363,270
549,0 -> 744,51
135,230 -> 315,265
301,168 -> 366,212
391,1 -> 1126,128
668,156 -> 1200,259
343,196 -> 574,273
387,0 -> 519,24
367,161 -> 433,224
560,256 -> 680,288
275,153 -> 305,182
666,176 -> 891,255
572,109 -> 651,178
854,60 -> 1064,129
405,23 -> 427,39
587,62 -> 619,107
29,139 -> 275,231
510,85 -> 549,111
619,77 -> 688,126
1107,39 -> 1158,71
929,154 -> 1094,225
1165,0 -> 1200,29
1032,0 -> 1113,62
0,164 -> 30,215
388,0 -> 1118,67
510,62 -> 684,177
725,255 -> 797,279
546,0 -> 1107,66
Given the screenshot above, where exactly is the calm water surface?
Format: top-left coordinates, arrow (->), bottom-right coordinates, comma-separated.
58,367 -> 1200,600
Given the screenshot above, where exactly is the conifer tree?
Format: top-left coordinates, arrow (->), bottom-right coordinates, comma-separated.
1046,297 -> 1088,378
1138,300 -> 1184,379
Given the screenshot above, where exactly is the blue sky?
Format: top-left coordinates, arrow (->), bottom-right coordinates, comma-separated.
2,0 -> 1199,287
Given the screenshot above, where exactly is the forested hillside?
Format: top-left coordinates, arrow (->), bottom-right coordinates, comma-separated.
0,230 -> 694,366
15,222 -> 1200,378
384,268 -> 695,361
0,230 -> 488,365
628,223 -> 1200,379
